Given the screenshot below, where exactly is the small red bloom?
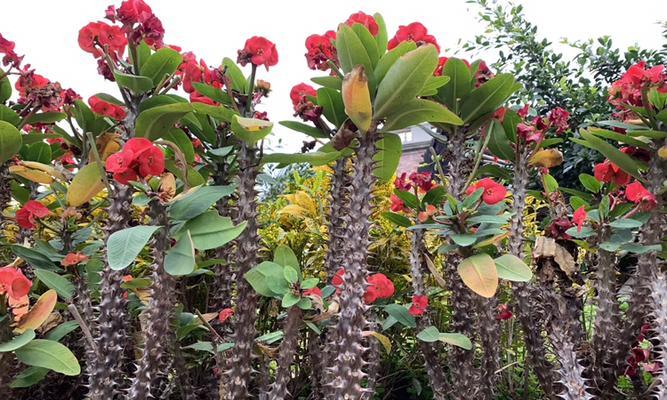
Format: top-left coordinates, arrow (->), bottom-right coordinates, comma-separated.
105,138 -> 164,184
548,107 -> 570,134
105,150 -> 135,173
303,287 -> 323,298
593,160 -> 631,186
137,145 -> 165,177
409,295 -> 428,316
290,83 -> 317,107
0,267 -> 32,301
625,181 -> 657,210
16,200 -> 51,230
388,22 -> 440,52
117,0 -> 153,25
496,304 -> 513,320
332,267 -> 345,288
290,83 -> 321,122
345,12 -> 379,36
418,204 -> 437,223
389,194 -> 406,212
573,206 -> 587,233
78,22 -> 127,59
409,171 -> 434,192
88,95 -> 127,121
393,172 -> 411,192
434,57 -> 448,76
364,273 -> 395,304
0,33 -> 23,68
218,308 -> 234,324
305,31 -> 337,71
62,252 -> 89,267
466,178 -> 507,205
237,36 -> 278,70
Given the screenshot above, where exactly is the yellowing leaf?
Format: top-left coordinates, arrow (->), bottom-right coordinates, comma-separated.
293,191 -> 316,215
15,290 -> 58,334
9,165 -> 54,184
159,173 -> 176,201
529,149 -> 564,169
230,115 -> 273,144
278,204 -> 310,218
363,331 -> 392,354
67,163 -> 105,207
659,145 -> 667,160
95,133 -> 122,161
342,65 -> 372,133
457,253 -> 498,298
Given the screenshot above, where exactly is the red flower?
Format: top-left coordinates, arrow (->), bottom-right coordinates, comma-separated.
105,138 -> 164,184
418,204 -> 437,223
573,206 -> 587,233
609,61 -> 667,110
0,267 -> 32,301
305,31 -> 337,72
364,273 -> 395,304
179,53 -> 220,94
393,173 -> 411,192
0,33 -> 23,68
290,83 -> 317,107
303,287 -> 323,298
466,178 -> 507,205
62,252 -> 89,267
16,200 -> 51,230
496,304 -> 513,320
237,36 -> 278,70
548,107 -> 570,134
388,22 -> 440,52
137,145 -> 165,177
218,308 -> 234,324
409,171 -> 434,192
516,123 -> 543,144
88,95 -> 127,121
625,181 -> 657,210
332,267 -> 345,288
290,83 -> 321,122
474,60 -> 494,87
593,160 -> 631,186
105,150 -> 135,173
390,194 -> 406,212
434,57 -> 448,76
345,12 -> 378,36
117,0 -> 154,25
547,217 -> 574,240
409,295 -> 428,316
78,22 -> 126,59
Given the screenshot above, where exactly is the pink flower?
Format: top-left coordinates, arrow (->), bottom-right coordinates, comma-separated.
409,295 -> 428,316
548,107 -> 570,134
390,194 -> 406,212
496,304 -> 513,320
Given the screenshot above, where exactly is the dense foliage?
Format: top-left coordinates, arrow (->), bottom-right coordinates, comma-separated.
0,1 -> 665,400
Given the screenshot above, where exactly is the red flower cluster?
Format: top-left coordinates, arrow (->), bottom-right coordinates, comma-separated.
0,267 -> 31,301
364,273 -> 395,304
466,178 -> 507,205
105,138 -> 165,184
390,194 -> 405,213
111,0 -> 164,47
346,12 -> 379,36
515,106 -> 570,145
78,22 -> 127,60
290,83 -> 322,122
409,295 -> 428,316
0,33 -> 23,68
62,252 -> 89,268
548,107 -> 570,134
16,200 -> 51,230
305,31 -> 337,72
218,308 -> 234,324
116,0 -> 153,25
89,95 -> 127,120
609,61 -> 667,110
14,70 -> 67,112
496,304 -> 513,320
303,287 -> 323,299
572,206 -> 587,232
394,171 -> 435,193
625,181 -> 657,211
593,160 -> 631,186
434,57 -> 494,88
237,36 -> 278,70
418,204 -> 438,223
388,22 -> 439,52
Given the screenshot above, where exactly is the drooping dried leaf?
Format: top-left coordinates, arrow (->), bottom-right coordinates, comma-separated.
15,290 -> 58,334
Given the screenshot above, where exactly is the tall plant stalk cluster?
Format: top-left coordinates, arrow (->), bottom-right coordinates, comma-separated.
0,1 -> 665,399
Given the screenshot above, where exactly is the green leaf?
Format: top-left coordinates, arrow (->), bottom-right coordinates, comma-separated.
113,71 -> 154,94
262,151 -> 341,167
317,87 -> 346,128
336,24 -> 373,74
45,321 -> 79,341
191,82 -> 230,104
394,189 -> 420,210
382,99 -> 463,131
169,185 -> 235,221
579,173 -> 601,193
619,243 -> 661,254
457,253 -> 498,298
382,212 -> 412,228
230,115 -> 273,144
25,112 -> 66,125
419,75 -> 451,96
279,120 -> 329,139
0,104 -> 21,126
222,57 -> 247,93
34,269 -> 74,300
191,103 -> 235,122
423,186 -> 446,206
487,120 -> 515,160
92,93 -> 124,106
437,58 -> 473,110
374,41 -> 417,84
135,103 -> 194,140
0,330 -> 35,352
107,226 -> 161,270
164,231 -> 196,276
181,211 -> 246,250
282,292 -> 300,308
609,218 -> 644,229
283,265 -> 299,285
23,142 -> 52,164
0,120 -> 22,164
416,326 -> 440,342
383,304 -> 416,328
467,214 -> 510,225
439,333 -> 473,350
161,128 -> 195,163
374,45 -> 438,118
301,278 -> 319,290
11,246 -> 57,270
574,130 -> 643,179
460,74 -> 520,124
297,297 -> 313,310
588,127 -> 650,149
183,341 -> 214,354
494,254 -> 533,282
274,245 -> 299,269
15,339 -> 80,376
373,13 -> 388,52
311,76 -> 342,90
256,330 -> 284,344
543,174 -> 559,193
141,47 -> 183,86
9,367 -> 48,388
245,261 -> 286,297
0,70 -> 11,103
351,24 -> 379,67
451,234 -> 477,247
373,133 -> 402,183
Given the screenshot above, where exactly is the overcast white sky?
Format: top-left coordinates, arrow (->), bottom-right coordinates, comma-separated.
3,0 -> 666,151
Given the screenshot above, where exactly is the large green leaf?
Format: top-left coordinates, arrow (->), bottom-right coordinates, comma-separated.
162,128 -> 195,163
135,103 -> 193,140
245,261 -> 286,297
278,121 -> 329,139
222,57 -> 247,93
34,269 -> 74,300
351,24 -> 379,67
181,211 -> 246,250
336,24 -> 373,74
382,99 -> 462,131
494,254 -> 533,282
191,103 -> 235,122
0,105 -> 21,126
274,245 -> 299,269
107,226 -> 161,270
374,45 -> 438,118
0,120 -> 22,164
15,339 -> 81,376
416,326 -> 472,350
460,74 -> 521,123
23,142 -> 51,164
383,304 -> 415,328
113,71 -> 154,94
9,367 -> 49,388
11,245 -> 57,270
374,41 -> 417,85
373,13 -> 389,53
262,151 -> 341,166
373,133 -> 402,183
317,87 -> 346,128
169,185 -> 235,221
67,163 -> 104,207
0,70 -> 11,103
436,58 -> 473,111
164,231 -> 196,276
311,76 -> 342,90
457,253 -> 498,298
141,47 -> 183,86
572,130 -> 643,179
25,112 -> 66,125
486,120 -> 515,161
382,211 -> 412,227
0,330 -> 35,352
588,127 -> 650,149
